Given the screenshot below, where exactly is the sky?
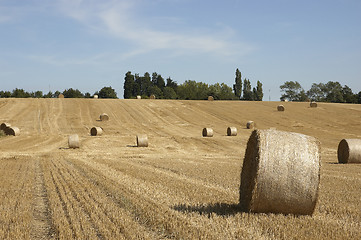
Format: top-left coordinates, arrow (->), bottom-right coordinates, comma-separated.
1,0 -> 360,100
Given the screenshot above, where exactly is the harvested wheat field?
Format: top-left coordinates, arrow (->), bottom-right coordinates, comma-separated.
0,98 -> 360,239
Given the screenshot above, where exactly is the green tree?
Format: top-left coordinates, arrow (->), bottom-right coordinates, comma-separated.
324,81 -> 344,103
53,91 -> 61,98
148,85 -> 163,99
98,86 -> 117,99
152,72 -> 165,90
233,68 -> 242,99
84,92 -> 92,98
0,91 -> 12,98
163,86 -> 177,99
43,91 -> 53,98
166,77 -> 178,91
280,81 -> 306,101
342,85 -> 356,103
33,91 -> 43,98
63,88 -> 84,98
242,79 -> 253,100
307,83 -> 326,102
357,91 -> 361,104
254,80 -> 263,101
12,88 -> 31,98
124,71 -> 135,99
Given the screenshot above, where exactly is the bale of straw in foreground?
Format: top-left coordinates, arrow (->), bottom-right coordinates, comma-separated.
240,129 -> 320,215
246,121 -> 255,129
227,127 -> 237,136
277,105 -> 285,111
310,102 -> 317,108
136,134 -> 148,147
68,134 -> 80,149
208,96 -> 214,101
337,139 -> 361,163
5,127 -> 20,136
202,128 -> 213,137
0,122 -> 11,131
99,113 -> 109,121
90,127 -> 103,136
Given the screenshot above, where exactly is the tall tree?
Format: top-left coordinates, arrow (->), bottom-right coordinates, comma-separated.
124,71 -> 135,99
166,77 -> 178,90
307,83 -> 326,102
98,86 -> 117,99
242,79 -> 253,100
280,81 -> 306,101
233,68 -> 242,99
324,81 -> 344,103
254,80 -> 263,101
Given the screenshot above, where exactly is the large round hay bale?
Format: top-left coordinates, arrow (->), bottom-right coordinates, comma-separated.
277,105 -> 285,111
150,94 -> 156,99
227,127 -> 237,136
0,122 -> 11,131
208,96 -> 214,101
90,127 -> 103,136
337,139 -> 361,163
310,102 -> 317,108
68,134 -> 80,149
240,129 -> 320,215
202,128 -> 213,137
246,121 -> 254,129
58,94 -> 64,98
136,134 -> 148,147
137,95 -> 141,99
5,126 -> 20,136
99,113 -> 109,121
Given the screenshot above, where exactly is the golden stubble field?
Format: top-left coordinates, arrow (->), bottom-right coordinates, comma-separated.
0,98 -> 360,239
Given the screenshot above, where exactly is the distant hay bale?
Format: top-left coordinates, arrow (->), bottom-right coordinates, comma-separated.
68,134 -> 80,149
99,113 -> 109,121
137,95 -> 141,99
310,102 -> 317,108
208,96 -> 214,101
277,105 -> 285,111
90,127 -> 103,136
5,126 -> 20,136
93,95 -> 99,99
227,127 -> 237,136
337,139 -> 361,163
58,94 -> 64,98
136,134 -> 148,147
240,129 -> 320,215
202,128 -> 213,137
246,121 -> 255,129
0,122 -> 11,131
150,94 -> 156,99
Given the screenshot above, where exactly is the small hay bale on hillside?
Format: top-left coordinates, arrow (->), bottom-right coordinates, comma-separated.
0,122 -> 11,131
240,129 -> 320,215
337,139 -> 361,163
99,113 -> 109,121
5,127 -> 20,136
136,134 -> 148,147
68,134 -> 80,149
227,127 -> 237,136
90,127 -> 103,136
277,105 -> 285,111
202,128 -> 213,137
208,96 -> 214,101
137,95 -> 142,99
246,121 -> 255,129
150,94 -> 156,99
58,94 -> 64,98
310,102 -> 317,108
93,95 -> 99,99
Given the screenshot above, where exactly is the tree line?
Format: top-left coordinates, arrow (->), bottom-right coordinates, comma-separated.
0,86 -> 117,99
123,69 -> 264,100
280,81 -> 361,103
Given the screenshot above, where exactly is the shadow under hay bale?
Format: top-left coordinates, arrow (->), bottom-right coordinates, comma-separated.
5,126 -> 20,136
246,121 -> 254,129
136,134 -> 148,147
90,127 -> 103,136
99,113 -> 109,121
240,129 -> 320,215
337,139 -> 361,163
227,127 -> 237,136
173,203 -> 240,217
0,122 -> 11,131
277,105 -> 285,111
202,128 -> 213,137
68,134 -> 80,149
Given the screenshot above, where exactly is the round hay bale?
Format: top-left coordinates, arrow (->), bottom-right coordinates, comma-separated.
99,113 -> 109,121
202,128 -> 213,137
58,94 -> 64,98
90,127 -> 103,136
0,122 -> 11,131
337,139 -> 361,163
150,94 -> 156,99
277,105 -> 285,111
68,134 -> 80,149
227,127 -> 237,136
5,126 -> 20,136
310,102 -> 317,108
208,96 -> 214,101
136,134 -> 148,147
246,121 -> 254,129
137,95 -> 142,99
93,94 -> 99,99
240,129 -> 320,215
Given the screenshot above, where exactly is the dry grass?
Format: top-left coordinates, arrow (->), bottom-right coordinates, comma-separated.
0,98 -> 360,239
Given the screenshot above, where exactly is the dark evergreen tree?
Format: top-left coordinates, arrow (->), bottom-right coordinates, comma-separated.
123,71 -> 135,99
255,80 -> 263,101
166,77 -> 178,91
242,79 -> 253,100
233,68 -> 242,99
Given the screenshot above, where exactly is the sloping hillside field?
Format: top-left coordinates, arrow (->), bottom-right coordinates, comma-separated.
0,98 -> 360,239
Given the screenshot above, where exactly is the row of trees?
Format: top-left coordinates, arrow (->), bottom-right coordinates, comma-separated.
280,81 -> 361,103
123,69 -> 264,101
0,86 -> 117,99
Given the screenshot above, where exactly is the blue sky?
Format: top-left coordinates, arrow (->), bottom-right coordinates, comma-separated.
1,0 -> 360,100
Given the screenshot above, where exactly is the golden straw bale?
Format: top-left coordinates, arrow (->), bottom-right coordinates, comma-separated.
150,94 -> 156,99
337,139 -> 361,163
0,122 -> 11,131
58,94 -> 64,98
90,127 -> 103,136
310,102 -> 317,108
5,126 -> 20,136
246,121 -> 254,129
68,134 -> 80,149
240,129 -> 320,215
277,105 -> 285,111
99,113 -> 109,121
202,128 -> 213,137
136,134 -> 148,147
208,96 -> 214,101
227,127 -> 237,136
